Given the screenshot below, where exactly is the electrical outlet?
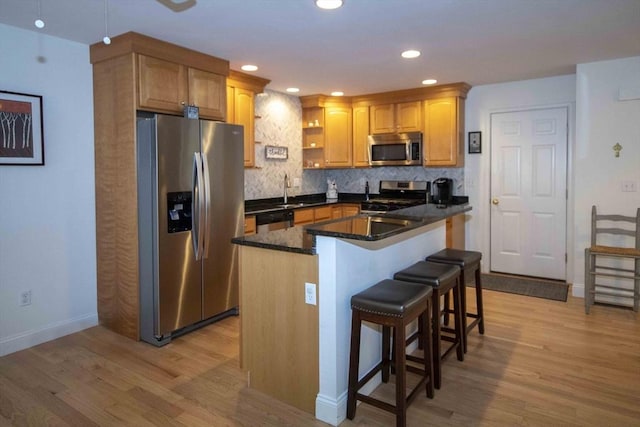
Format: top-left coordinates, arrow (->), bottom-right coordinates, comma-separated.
305,282 -> 317,305
621,181 -> 637,192
293,177 -> 301,187
20,290 -> 32,306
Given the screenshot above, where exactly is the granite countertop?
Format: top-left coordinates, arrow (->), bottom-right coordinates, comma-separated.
244,193 -> 367,215
232,203 -> 471,255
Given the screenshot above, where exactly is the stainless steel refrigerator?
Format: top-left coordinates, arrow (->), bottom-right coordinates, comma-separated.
136,112 -> 243,346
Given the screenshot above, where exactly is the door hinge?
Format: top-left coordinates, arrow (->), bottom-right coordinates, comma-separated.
565,253 -> 568,263
566,189 -> 568,200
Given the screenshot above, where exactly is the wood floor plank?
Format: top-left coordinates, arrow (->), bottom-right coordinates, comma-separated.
1,291 -> 638,426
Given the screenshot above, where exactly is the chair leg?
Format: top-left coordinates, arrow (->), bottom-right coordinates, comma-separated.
421,306 -> 434,399
453,278 -> 464,362
475,266 -> 485,335
393,318 -> 407,427
382,325 -> 391,382
634,258 -> 639,313
459,269 -> 468,353
347,310 -> 362,420
585,248 -> 592,314
431,291 -> 442,390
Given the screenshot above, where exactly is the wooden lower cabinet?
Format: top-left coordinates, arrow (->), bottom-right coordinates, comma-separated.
313,206 -> 332,223
244,215 -> 256,235
239,246 -> 319,414
446,214 -> 465,249
294,208 -> 315,225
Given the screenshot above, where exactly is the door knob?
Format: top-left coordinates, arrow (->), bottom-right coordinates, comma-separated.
492,198 -> 499,205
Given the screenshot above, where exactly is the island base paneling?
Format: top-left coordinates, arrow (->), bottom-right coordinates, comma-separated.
239,246 -> 319,414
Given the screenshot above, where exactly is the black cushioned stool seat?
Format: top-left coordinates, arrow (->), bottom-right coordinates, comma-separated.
426,249 -> 484,353
347,279 -> 434,427
393,261 -> 464,390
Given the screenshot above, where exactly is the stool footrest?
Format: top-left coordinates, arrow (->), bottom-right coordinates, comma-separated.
356,361 -> 384,390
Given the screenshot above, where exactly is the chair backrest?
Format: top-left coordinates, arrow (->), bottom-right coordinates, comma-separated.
590,205 -> 640,249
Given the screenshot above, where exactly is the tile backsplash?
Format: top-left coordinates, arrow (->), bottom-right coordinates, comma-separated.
244,90 -> 465,200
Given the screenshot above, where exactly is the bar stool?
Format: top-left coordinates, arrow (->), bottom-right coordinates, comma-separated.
426,249 -> 485,353
347,279 -> 434,427
393,261 -> 464,390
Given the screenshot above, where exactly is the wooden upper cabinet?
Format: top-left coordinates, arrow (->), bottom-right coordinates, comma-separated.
423,97 -> 464,167
352,106 -> 370,167
369,101 -> 421,134
228,86 -> 256,167
188,68 -> 225,120
227,70 -> 271,168
138,54 -> 225,120
324,106 -> 352,167
138,55 -> 187,113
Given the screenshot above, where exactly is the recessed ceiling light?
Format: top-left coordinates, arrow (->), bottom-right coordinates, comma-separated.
316,0 -> 343,10
331,91 -> 344,96
422,79 -> 437,85
286,87 -> 300,93
34,18 -> 45,29
241,64 -> 258,72
401,50 -> 421,59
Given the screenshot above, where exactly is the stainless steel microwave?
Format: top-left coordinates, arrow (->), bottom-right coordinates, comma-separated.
367,132 -> 422,166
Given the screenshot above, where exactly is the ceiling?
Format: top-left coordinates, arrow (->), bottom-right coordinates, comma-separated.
1,0 -> 639,96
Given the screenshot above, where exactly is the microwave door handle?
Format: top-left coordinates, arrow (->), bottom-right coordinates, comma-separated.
406,143 -> 411,163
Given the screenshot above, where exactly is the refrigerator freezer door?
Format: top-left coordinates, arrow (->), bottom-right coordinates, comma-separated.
156,115 -> 203,336
201,121 -> 244,318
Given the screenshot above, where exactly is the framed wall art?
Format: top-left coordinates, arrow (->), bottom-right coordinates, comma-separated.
0,90 -> 44,165
265,145 -> 288,160
468,131 -> 481,154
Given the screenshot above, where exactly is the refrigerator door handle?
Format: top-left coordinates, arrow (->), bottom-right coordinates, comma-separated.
202,154 -> 212,259
192,152 -> 205,260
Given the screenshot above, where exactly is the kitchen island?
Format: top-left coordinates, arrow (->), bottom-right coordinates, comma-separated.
232,204 -> 471,425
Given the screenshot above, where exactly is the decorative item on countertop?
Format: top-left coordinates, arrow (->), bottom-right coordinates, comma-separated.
326,179 -> 338,200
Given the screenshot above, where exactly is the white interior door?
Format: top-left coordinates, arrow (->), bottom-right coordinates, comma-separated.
490,107 -> 568,280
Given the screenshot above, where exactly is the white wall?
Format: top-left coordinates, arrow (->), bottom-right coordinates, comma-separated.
463,74 -> 577,278
573,57 -> 640,297
0,24 -> 97,356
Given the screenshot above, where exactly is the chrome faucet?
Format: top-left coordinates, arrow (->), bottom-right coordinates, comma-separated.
284,173 -> 290,204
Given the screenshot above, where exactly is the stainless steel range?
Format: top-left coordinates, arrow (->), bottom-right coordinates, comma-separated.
360,180 -> 430,213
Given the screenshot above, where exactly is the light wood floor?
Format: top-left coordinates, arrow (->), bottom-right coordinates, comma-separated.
1,289 -> 639,426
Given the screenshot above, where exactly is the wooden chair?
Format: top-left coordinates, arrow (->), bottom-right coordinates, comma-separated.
584,206 -> 640,314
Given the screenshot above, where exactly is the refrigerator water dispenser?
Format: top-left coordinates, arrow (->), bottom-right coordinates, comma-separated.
167,191 -> 192,233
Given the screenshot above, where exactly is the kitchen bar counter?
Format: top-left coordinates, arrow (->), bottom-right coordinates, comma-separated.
234,203 -> 472,425
232,204 -> 470,253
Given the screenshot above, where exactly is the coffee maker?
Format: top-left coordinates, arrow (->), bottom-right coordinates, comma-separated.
431,178 -> 453,206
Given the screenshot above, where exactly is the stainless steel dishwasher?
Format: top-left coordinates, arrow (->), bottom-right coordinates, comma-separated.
255,210 -> 294,233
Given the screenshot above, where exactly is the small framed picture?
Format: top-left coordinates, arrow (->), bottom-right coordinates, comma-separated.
468,131 -> 481,154
265,145 -> 288,160
0,90 -> 44,165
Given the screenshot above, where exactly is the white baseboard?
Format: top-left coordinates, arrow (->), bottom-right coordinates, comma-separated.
573,282 -> 585,298
0,313 -> 98,357
315,372 -> 383,425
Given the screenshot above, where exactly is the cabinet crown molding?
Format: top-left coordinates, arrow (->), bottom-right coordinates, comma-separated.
90,31 -> 229,76
228,69 -> 271,93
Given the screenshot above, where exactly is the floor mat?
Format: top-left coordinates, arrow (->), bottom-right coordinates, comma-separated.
476,272 -> 569,302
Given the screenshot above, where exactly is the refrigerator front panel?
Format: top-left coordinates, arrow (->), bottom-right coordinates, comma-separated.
156,115 -> 203,335
201,121 -> 244,318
